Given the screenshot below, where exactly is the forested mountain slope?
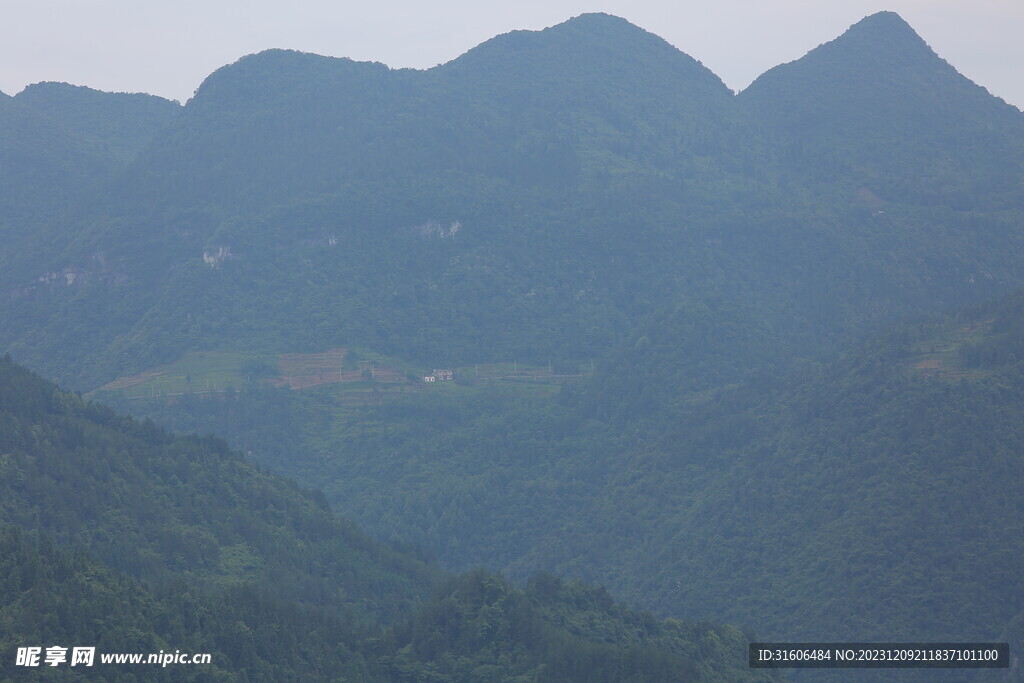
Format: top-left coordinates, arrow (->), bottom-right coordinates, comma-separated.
3,12 -> 1024,396
115,288 -> 1024,660
554,290 -> 1024,644
0,14 -> 765,389
0,84 -> 179,295
740,11 -> 1024,210
0,91 -> 112,281
0,356 -> 769,681
0,355 -> 439,624
119,12 -> 741,213
15,82 -> 182,167
0,91 -> 109,217
0,524 -> 375,681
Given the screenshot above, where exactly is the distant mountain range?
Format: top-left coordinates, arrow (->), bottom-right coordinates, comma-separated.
5,11 -> 1023,391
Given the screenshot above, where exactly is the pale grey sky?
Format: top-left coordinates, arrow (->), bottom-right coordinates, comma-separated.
2,1 -> 1021,109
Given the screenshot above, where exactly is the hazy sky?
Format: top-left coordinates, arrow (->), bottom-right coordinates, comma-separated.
2,1 -> 1021,109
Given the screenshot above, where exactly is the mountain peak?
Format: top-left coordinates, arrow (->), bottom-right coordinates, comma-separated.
188,48 -> 391,112
742,10 -> 937,84
738,9 -> 1024,208
438,13 -> 729,96
741,10 -> 962,102
550,12 -> 647,34
829,10 -> 934,63
851,10 -> 915,32
442,13 -> 633,61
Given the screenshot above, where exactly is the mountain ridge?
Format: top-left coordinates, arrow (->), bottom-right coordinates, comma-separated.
15,81 -> 182,166
438,12 -> 730,92
739,10 -> 1024,209
6,9 -> 1024,391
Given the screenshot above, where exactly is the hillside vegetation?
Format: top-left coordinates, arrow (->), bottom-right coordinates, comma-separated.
0,356 -> 768,680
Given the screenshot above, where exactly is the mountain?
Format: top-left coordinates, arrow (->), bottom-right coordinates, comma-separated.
0,90 -> 108,225
0,356 -> 768,681
432,12 -> 747,178
739,11 -> 1024,210
0,355 -> 440,624
374,569 -> 773,682
121,12 -> 741,213
557,291 -> 1024,643
12,12 -> 1024,394
0,13 -> 778,390
0,83 -> 178,290
5,11 -> 1024,669
0,90 -> 121,294
0,524 -> 374,680
15,82 -> 182,166
146,287 -> 1024,651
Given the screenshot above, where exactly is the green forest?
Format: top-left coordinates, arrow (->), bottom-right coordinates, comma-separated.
0,357 -> 767,681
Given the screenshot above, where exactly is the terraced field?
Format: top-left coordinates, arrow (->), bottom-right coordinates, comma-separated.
91,349 -> 587,402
